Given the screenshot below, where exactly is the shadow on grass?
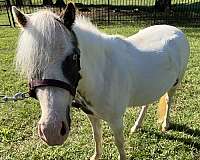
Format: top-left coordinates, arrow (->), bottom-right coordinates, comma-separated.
141,123 -> 200,150
169,123 -> 200,138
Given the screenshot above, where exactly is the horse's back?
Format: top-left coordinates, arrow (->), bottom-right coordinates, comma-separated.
126,25 -> 189,106
127,25 -> 188,52
127,25 -> 189,74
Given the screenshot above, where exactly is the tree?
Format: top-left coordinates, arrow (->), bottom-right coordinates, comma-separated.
155,0 -> 171,12
55,0 -> 66,8
43,0 -> 53,6
15,0 -> 23,6
54,0 -> 66,7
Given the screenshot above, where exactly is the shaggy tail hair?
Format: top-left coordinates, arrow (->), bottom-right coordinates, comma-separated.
157,93 -> 169,124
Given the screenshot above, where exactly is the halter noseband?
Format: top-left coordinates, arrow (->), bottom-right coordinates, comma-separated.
29,79 -> 76,99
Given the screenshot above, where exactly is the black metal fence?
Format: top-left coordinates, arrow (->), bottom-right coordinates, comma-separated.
75,0 -> 200,26
0,0 -> 12,26
1,0 -> 200,27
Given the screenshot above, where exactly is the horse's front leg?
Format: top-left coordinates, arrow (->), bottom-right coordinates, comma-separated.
88,115 -> 102,160
109,118 -> 126,160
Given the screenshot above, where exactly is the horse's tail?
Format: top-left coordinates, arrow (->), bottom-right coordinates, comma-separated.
157,30 -> 189,129
157,93 -> 169,124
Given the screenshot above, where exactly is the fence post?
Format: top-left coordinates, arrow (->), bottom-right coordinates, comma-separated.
4,0 -> 11,27
107,0 -> 110,25
154,0 -> 157,25
6,0 -> 15,27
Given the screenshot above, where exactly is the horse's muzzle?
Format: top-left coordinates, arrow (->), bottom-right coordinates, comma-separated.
38,120 -> 70,146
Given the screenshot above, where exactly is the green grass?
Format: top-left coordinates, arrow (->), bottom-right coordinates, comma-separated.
0,25 -> 200,160
0,12 -> 12,26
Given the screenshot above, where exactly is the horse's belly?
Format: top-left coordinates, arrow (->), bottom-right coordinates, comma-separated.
132,79 -> 174,106
130,54 -> 179,106
132,77 -> 176,106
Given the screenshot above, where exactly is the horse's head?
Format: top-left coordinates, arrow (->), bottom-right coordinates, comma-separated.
12,3 -> 80,145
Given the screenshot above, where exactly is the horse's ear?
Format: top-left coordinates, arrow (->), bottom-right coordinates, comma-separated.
12,6 -> 29,28
62,2 -> 76,29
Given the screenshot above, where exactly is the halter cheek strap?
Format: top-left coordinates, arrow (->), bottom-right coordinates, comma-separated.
29,79 -> 76,99
28,27 -> 80,100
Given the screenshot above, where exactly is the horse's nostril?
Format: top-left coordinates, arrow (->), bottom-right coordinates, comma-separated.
60,121 -> 67,136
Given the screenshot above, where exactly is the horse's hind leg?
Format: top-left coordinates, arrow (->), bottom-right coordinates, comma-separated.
131,105 -> 148,133
157,87 -> 177,132
88,115 -> 102,160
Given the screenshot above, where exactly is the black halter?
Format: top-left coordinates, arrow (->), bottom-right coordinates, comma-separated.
28,29 -> 81,99
28,20 -> 93,115
29,79 -> 76,99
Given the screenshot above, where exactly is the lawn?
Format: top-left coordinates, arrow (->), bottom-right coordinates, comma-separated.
0,24 -> 200,160
0,12 -> 12,26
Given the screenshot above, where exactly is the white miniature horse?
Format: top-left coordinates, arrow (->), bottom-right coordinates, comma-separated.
12,3 -> 189,160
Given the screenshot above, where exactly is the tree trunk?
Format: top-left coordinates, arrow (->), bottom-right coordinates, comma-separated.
15,0 -> 23,6
43,0 -> 53,6
155,0 -> 171,12
54,0 -> 66,7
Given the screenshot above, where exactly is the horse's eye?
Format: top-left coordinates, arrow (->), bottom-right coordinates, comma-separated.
73,54 -> 77,60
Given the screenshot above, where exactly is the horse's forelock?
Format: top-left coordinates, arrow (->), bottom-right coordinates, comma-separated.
15,11 -> 71,80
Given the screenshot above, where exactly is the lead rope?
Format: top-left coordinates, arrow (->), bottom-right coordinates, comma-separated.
0,91 -> 93,115
0,92 -> 29,103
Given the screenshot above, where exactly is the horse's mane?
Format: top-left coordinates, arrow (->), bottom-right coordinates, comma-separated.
16,9 -> 110,80
15,10 -> 71,80
74,16 -> 100,34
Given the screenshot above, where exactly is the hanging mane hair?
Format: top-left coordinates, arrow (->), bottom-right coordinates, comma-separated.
15,10 -> 73,80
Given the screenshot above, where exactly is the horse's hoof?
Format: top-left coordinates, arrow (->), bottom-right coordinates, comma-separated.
161,126 -> 169,132
90,154 -> 100,160
130,125 -> 140,133
161,123 -> 170,132
118,155 -> 126,160
161,127 -> 167,132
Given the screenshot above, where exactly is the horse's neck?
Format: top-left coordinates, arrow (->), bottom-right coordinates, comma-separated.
73,24 -> 108,77
73,24 -> 133,110
73,24 -> 114,106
